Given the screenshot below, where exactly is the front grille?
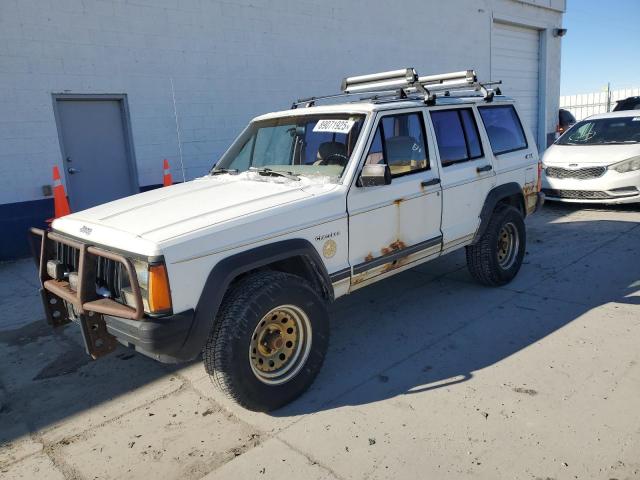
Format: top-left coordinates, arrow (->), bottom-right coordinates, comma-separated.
56,242 -> 80,272
543,188 -> 611,200
54,240 -> 126,300
96,256 -> 126,299
545,166 -> 606,180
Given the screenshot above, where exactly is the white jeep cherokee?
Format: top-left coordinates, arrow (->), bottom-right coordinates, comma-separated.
32,69 -> 543,411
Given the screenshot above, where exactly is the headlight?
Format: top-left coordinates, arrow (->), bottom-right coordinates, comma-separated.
133,259 -> 149,289
124,259 -> 172,315
610,156 -> 640,173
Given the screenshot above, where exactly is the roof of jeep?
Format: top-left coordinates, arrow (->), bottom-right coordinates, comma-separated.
253,95 -> 516,121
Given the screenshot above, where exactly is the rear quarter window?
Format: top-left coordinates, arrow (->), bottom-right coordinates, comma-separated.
478,105 -> 528,155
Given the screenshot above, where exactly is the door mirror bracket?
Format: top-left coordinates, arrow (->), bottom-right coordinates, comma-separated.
358,164 -> 392,187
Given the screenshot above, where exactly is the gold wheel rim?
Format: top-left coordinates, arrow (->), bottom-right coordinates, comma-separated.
497,222 -> 519,269
249,305 -> 312,385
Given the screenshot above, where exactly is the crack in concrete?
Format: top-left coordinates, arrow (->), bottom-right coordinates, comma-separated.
277,437 -> 349,480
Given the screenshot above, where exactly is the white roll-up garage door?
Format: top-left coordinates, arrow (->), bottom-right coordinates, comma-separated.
491,22 -> 541,145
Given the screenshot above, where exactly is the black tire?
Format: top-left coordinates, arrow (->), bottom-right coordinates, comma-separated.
465,205 -> 526,286
202,270 -> 329,411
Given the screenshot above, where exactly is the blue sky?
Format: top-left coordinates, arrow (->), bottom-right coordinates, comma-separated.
561,0 -> 640,96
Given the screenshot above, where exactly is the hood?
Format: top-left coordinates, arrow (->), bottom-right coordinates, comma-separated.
543,143 -> 640,166
53,173 -> 330,252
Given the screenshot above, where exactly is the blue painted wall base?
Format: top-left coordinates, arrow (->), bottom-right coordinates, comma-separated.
1,198 -> 53,261
1,184 -> 164,261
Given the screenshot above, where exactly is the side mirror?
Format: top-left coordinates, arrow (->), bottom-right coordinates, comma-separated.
358,164 -> 392,187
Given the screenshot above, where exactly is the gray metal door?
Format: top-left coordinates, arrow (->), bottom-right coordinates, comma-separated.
55,98 -> 137,211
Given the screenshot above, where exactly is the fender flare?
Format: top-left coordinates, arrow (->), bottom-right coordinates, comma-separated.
472,182 -> 524,244
175,238 -> 332,360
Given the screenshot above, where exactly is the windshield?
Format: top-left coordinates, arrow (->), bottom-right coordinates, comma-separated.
556,116 -> 640,145
212,113 -> 366,181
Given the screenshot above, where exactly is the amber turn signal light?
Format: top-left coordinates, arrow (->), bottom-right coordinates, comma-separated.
148,264 -> 172,313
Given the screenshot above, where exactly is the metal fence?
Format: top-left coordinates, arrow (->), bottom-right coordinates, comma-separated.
560,86 -> 640,121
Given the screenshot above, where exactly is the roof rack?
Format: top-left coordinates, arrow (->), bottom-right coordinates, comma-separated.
292,68 -> 502,109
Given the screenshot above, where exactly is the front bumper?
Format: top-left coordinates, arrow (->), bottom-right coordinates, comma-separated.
104,309 -> 196,363
543,191 -> 640,204
542,168 -> 640,204
30,228 -> 198,363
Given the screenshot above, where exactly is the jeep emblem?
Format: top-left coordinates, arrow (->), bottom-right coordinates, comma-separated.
79,225 -> 92,235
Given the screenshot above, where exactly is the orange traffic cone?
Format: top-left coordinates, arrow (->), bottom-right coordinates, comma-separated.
52,166 -> 71,218
163,159 -> 173,186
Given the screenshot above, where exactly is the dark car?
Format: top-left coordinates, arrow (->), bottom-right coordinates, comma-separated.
613,96 -> 640,111
558,108 -> 576,135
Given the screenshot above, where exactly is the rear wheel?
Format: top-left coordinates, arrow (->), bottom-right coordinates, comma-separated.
202,271 -> 329,411
466,205 -> 526,286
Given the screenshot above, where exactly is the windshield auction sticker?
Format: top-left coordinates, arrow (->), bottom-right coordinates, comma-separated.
313,119 -> 355,134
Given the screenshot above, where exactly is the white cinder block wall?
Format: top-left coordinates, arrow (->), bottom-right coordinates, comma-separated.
0,0 -> 564,258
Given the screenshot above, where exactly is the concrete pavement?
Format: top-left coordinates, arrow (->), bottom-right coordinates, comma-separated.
1,203 -> 639,479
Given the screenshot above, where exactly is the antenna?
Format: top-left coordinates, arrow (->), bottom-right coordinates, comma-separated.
170,77 -> 187,183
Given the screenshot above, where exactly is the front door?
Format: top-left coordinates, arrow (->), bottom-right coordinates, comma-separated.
55,96 -> 138,211
347,109 -> 443,288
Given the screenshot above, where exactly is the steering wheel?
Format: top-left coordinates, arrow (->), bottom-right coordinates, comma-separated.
315,153 -> 348,166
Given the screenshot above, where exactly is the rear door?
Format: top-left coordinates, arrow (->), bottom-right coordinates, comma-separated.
427,106 -> 496,249
347,108 -> 442,287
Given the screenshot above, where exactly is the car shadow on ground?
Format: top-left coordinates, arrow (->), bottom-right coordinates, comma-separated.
272,202 -> 640,416
0,203 -> 638,440
0,316 -> 186,442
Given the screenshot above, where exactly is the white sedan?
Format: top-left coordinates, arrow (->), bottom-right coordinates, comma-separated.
542,111 -> 640,204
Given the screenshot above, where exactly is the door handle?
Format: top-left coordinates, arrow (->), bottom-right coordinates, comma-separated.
476,165 -> 493,173
67,167 -> 81,175
421,178 -> 441,187
525,153 -> 534,159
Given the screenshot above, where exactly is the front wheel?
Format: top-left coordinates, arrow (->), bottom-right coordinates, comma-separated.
465,205 -> 526,286
203,271 -> 329,411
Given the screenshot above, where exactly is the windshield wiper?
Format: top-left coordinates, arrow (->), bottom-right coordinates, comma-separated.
249,167 -> 300,181
210,168 -> 238,175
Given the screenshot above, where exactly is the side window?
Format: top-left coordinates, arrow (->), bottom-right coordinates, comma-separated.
365,128 -> 384,165
460,110 -> 483,158
364,112 -> 429,177
430,108 -> 483,166
302,117 -> 363,165
478,105 -> 528,155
